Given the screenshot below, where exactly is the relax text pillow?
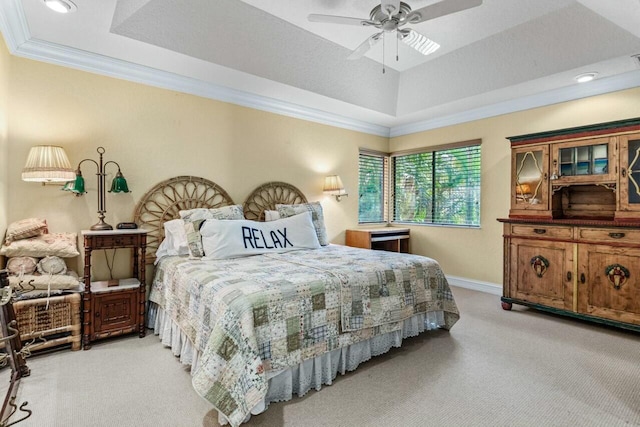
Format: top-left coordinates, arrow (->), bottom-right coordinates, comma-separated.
200,212 -> 320,259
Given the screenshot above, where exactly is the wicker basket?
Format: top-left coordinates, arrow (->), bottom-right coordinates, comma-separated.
12,293 -> 81,351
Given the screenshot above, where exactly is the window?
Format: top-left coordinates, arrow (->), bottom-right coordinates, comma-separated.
358,141 -> 481,227
393,141 -> 481,226
358,150 -> 388,223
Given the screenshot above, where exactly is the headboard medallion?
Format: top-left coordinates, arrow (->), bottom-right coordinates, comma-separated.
243,181 -> 308,221
133,176 -> 235,262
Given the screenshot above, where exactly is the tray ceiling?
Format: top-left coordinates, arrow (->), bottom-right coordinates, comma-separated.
2,0 -> 640,136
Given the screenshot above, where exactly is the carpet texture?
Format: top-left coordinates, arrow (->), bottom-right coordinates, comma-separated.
3,286 -> 639,427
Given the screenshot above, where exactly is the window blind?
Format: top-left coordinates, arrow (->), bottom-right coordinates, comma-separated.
358,151 -> 387,223
392,144 -> 481,226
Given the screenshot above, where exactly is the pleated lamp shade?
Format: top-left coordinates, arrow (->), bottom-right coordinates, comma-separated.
22,145 -> 75,183
323,175 -> 347,196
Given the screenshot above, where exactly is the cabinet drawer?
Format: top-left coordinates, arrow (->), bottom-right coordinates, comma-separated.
510,224 -> 573,239
92,234 -> 139,248
577,228 -> 640,244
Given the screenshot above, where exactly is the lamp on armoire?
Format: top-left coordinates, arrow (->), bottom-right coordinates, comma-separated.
61,146 -> 131,230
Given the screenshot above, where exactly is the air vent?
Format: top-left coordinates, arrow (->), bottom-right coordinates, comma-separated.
632,54 -> 640,69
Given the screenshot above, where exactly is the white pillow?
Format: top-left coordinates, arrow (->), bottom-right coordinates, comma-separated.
264,210 -> 281,221
200,212 -> 320,260
155,219 -> 190,262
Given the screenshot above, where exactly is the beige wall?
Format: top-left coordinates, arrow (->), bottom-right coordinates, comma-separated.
0,38 -> 9,235
3,43 -> 386,278
3,32 -> 640,286
390,87 -> 640,284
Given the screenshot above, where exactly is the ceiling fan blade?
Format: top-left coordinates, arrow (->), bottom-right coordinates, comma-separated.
347,33 -> 383,60
308,14 -> 377,27
399,29 -> 440,56
405,0 -> 482,24
381,0 -> 401,17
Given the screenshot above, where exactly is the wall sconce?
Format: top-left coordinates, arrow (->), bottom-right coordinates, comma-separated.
21,145 -> 76,184
323,175 -> 348,202
61,146 -> 130,231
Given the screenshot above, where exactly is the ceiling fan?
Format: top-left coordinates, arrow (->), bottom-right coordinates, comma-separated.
308,0 -> 482,67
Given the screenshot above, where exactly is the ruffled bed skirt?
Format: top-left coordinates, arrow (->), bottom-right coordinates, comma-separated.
147,303 -> 446,425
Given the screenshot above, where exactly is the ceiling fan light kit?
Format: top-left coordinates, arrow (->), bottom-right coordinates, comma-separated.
308,0 -> 482,69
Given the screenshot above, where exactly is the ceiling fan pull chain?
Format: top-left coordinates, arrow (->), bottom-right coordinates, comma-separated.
396,30 -> 399,61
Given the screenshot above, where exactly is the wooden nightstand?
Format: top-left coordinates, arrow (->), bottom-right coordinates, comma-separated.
346,228 -> 410,253
81,229 -> 147,349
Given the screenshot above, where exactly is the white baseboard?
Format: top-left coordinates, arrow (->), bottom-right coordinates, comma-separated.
446,275 -> 502,296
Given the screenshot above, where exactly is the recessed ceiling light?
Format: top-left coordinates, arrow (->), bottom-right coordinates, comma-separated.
575,72 -> 598,83
42,0 -> 77,14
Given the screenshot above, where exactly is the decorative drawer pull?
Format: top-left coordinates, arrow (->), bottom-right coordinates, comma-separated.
566,271 -> 572,282
608,232 -> 625,239
530,255 -> 549,278
533,228 -> 547,234
605,264 -> 629,290
580,273 -> 586,284
621,168 -> 627,178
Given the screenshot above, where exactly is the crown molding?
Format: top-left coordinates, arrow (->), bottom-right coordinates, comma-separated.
0,1 -> 390,138
2,0 -> 638,140
389,71 -> 640,137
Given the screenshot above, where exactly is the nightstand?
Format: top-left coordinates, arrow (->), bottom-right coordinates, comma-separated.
345,228 -> 410,253
81,229 -> 147,349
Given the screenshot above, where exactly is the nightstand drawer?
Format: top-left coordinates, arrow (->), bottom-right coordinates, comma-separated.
510,224 -> 573,239
92,234 -> 139,248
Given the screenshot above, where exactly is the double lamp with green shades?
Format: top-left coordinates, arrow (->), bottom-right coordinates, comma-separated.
61,146 -> 131,230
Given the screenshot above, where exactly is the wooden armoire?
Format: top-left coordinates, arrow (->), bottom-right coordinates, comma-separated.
498,118 -> 640,332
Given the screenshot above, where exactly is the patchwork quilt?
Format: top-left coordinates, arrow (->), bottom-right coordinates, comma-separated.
150,244 -> 459,427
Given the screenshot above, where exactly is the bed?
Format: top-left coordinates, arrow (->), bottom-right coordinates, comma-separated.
134,176 -> 460,427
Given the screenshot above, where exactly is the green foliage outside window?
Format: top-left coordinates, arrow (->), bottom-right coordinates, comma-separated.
358,144 -> 481,227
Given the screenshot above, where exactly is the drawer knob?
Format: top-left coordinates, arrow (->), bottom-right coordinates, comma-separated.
566,271 -> 572,282
580,273 -> 586,284
533,228 -> 547,234
608,232 -> 625,239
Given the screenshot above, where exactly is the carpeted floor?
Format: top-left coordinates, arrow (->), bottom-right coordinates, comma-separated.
3,286 -> 639,427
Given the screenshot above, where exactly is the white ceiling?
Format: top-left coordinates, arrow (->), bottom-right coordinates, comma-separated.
1,0 -> 640,136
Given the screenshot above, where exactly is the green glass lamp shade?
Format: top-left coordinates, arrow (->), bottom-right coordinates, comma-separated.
109,171 -> 130,193
61,172 -> 86,195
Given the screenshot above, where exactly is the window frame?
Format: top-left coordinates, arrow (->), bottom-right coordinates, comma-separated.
358,140 -> 482,228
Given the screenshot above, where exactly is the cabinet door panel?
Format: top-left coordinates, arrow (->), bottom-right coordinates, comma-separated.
510,145 -> 550,215
578,245 -> 640,325
551,137 -> 616,184
93,290 -> 138,334
509,239 -> 573,309
619,133 -> 640,214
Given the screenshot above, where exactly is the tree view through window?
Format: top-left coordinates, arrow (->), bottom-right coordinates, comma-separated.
358,142 -> 481,227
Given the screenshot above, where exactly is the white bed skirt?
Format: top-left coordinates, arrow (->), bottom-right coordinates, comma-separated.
147,303 -> 446,425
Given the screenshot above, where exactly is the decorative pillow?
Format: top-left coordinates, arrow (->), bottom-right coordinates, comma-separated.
36,256 -> 68,275
0,233 -> 79,258
180,205 -> 245,258
5,218 -> 48,244
200,212 -> 320,259
264,210 -> 281,222
9,269 -> 81,291
276,202 -> 329,246
6,257 -> 39,276
158,219 -> 189,256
